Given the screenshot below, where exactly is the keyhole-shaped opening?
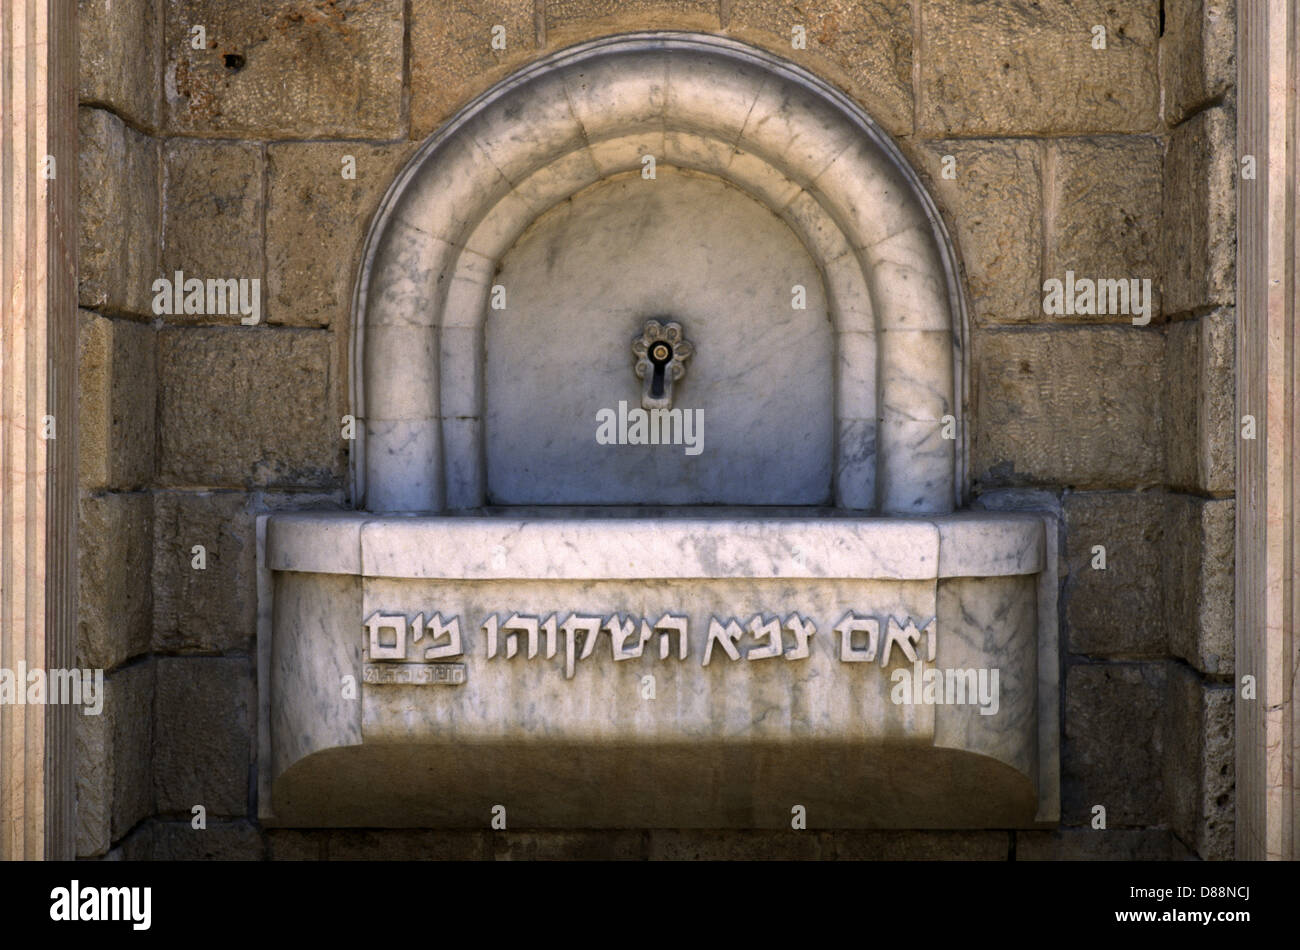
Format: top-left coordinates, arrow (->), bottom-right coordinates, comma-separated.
649,341 -> 673,399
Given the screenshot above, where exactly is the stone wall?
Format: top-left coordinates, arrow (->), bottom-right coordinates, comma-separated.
76,0 -> 1237,859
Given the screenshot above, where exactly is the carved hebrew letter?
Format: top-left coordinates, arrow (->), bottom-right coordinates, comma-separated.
783,614 -> 816,660
607,615 -> 642,660
653,613 -> 689,660
422,613 -> 463,660
835,612 -> 879,663
883,617 -> 926,665
746,615 -> 783,660
365,611 -> 408,661
703,617 -> 744,666
503,613 -> 540,659
561,614 -> 604,679
539,614 -> 559,659
483,614 -> 500,659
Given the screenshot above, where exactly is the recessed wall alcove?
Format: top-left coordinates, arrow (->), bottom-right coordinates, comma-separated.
258,33 -> 1059,830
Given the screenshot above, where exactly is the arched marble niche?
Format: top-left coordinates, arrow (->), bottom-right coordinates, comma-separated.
353,31 -> 966,513
259,34 -> 1059,830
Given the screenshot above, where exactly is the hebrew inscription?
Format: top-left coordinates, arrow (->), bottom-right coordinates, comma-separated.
362,609 -> 937,681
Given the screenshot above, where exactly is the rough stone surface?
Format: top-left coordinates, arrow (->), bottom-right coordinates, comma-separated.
1161,106 -> 1236,316
153,491 -> 257,654
75,661 -> 154,857
77,492 -> 153,671
826,831 -> 1008,860
267,829 -> 326,860
1163,665 -> 1234,859
919,140 -> 1042,325
1161,0 -> 1237,126
150,820 -> 265,860
1164,309 -> 1236,494
78,0 -> 161,129
266,142 -> 414,327
157,328 -> 342,488
78,107 -> 159,317
647,830 -> 828,860
1164,495 -> 1235,675
1016,828 -> 1174,860
919,0 -> 1160,135
1048,138 -> 1164,322
164,0 -> 404,137
494,831 -> 645,860
153,656 -> 254,817
409,0 -> 537,139
327,830 -> 490,860
162,139 -> 264,324
78,312 -> 156,491
973,328 -> 1164,489
1063,491 -> 1166,657
1063,662 -> 1166,826
726,0 -> 912,138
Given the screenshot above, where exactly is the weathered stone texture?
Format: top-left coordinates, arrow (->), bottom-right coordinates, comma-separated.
1164,309 -> 1235,493
825,831 -> 1007,860
153,657 -> 253,817
78,312 -> 156,491
1063,662 -> 1166,826
919,140 -> 1041,325
267,829 -> 327,860
919,0 -> 1160,135
410,0 -> 537,139
1161,106 -> 1235,315
76,661 -> 154,857
1016,828 -> 1174,860
494,830 -> 644,861
1048,138 -> 1163,322
1063,492 -> 1166,657
150,820 -> 265,860
726,0 -> 912,138
78,492 -> 153,671
78,108 -> 159,316
164,0 -> 404,137
1163,665 -> 1234,859
266,142 -> 414,327
157,328 -> 342,488
1164,495 -> 1234,675
1161,0 -> 1236,126
162,139 -> 264,324
973,328 -> 1164,489
78,0 -> 161,129
647,829 -> 826,860
153,491 -> 258,654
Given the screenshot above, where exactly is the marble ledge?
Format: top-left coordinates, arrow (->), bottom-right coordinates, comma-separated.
265,509 -> 1046,581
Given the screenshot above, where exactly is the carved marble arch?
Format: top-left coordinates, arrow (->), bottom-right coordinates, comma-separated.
351,32 -> 969,514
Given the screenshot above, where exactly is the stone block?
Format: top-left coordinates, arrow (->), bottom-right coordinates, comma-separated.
1161,106 -> 1235,316
1016,828 -> 1173,860
1164,495 -> 1234,675
919,0 -> 1160,135
76,661 -> 154,857
78,311 -> 156,491
164,0 -> 403,137
161,139 -> 263,325
78,0 -> 161,129
828,831 -> 1008,860
153,656 -> 254,817
78,107 -> 159,317
266,142 -> 415,327
1161,0 -> 1236,126
267,829 -> 327,860
1063,662 -> 1167,826
918,140 -> 1042,325
409,0 -> 536,139
973,327 -> 1164,489
77,492 -> 153,671
1047,137 -> 1164,323
156,327 -> 343,488
647,830 -> 826,860
327,830 -> 490,860
150,820 -> 265,860
1164,309 -> 1235,493
1063,491 -> 1166,657
493,831 -> 645,861
724,0 -> 912,138
1163,665 -> 1234,859
152,491 -> 257,654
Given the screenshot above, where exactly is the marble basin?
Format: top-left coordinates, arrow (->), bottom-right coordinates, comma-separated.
257,509 -> 1059,828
